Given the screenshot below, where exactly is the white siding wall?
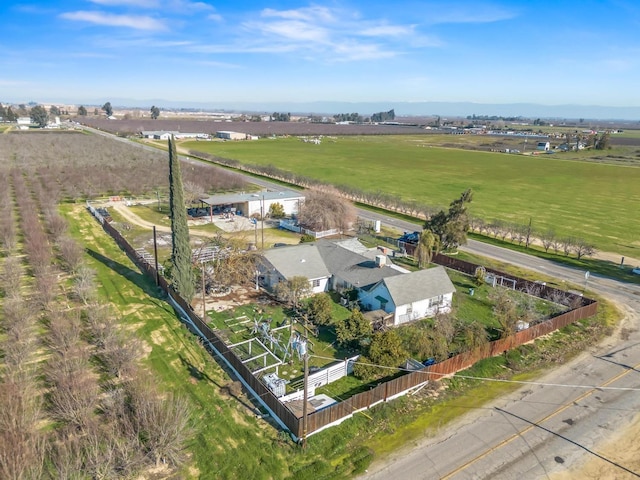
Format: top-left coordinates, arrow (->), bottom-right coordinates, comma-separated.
394,298 -> 431,325
310,277 -> 330,294
395,293 -> 454,325
248,197 -> 303,217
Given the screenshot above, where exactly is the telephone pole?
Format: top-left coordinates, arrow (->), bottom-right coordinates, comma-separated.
302,351 -> 309,448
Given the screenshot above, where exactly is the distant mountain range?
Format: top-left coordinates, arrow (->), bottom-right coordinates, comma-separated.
8,97 -> 640,121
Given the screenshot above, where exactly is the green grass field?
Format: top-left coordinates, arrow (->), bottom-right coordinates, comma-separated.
182,136 -> 640,258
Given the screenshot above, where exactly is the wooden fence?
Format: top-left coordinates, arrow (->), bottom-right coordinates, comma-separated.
86,203 -> 598,439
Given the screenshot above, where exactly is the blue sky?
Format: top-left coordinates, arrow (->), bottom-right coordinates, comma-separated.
2,0 -> 639,111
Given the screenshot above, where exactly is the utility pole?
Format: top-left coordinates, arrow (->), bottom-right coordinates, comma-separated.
202,262 -> 206,321
261,194 -> 265,249
525,217 -> 532,249
302,350 -> 309,448
153,226 -> 160,286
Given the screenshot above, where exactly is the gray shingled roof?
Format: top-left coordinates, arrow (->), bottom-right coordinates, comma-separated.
382,266 -> 455,306
316,240 -> 401,288
262,243 -> 330,280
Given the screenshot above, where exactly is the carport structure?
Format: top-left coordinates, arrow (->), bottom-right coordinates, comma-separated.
199,190 -> 305,221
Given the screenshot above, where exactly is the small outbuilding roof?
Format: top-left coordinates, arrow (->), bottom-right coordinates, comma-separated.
200,190 -> 304,206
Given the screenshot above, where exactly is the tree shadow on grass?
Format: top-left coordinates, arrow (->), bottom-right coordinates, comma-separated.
179,353 -> 222,387
86,248 -> 165,301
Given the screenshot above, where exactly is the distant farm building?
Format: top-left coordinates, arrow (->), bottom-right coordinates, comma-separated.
17,117 -> 32,130
141,130 -> 178,140
216,131 -> 248,140
537,141 -> 551,151
141,130 -> 209,140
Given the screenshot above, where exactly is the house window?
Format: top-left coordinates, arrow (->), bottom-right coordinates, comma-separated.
312,279 -> 321,288
375,295 -> 388,310
406,304 -> 413,315
429,295 -> 444,308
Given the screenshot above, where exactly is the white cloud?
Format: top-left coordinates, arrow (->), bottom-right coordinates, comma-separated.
261,6 -> 336,23
238,5 -> 415,61
60,10 -> 167,30
359,25 -> 415,37
251,19 -> 330,43
207,13 -> 223,22
331,42 -> 400,62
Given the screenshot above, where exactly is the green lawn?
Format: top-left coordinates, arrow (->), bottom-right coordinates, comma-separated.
182,136 -> 640,258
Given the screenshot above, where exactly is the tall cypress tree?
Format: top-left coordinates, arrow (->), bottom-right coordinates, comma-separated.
168,136 -> 195,300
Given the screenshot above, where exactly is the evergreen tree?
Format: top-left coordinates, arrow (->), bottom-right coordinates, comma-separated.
102,101 -> 113,116
6,107 -> 17,122
335,309 -> 372,348
424,189 -> 473,250
77,105 -> 88,116
168,136 -> 195,300
30,105 -> 49,127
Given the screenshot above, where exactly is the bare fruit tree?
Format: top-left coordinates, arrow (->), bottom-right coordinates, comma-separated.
297,187 -> 356,232
128,380 -> 194,467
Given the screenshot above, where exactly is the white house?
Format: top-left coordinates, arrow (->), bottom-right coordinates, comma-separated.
358,266 -> 455,325
259,239 -> 455,325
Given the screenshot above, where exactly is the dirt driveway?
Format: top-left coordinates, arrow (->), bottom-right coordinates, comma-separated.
106,201 -> 297,248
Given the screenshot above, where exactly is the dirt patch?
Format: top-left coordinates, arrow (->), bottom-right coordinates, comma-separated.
230,408 -> 250,427
194,285 -> 267,315
150,325 -> 170,345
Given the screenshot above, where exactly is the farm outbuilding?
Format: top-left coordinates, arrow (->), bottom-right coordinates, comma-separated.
216,130 -> 248,140
200,190 -> 305,218
537,141 -> 551,151
140,130 -> 178,140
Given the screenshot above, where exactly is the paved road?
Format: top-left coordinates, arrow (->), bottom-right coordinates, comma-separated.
360,240 -> 640,480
